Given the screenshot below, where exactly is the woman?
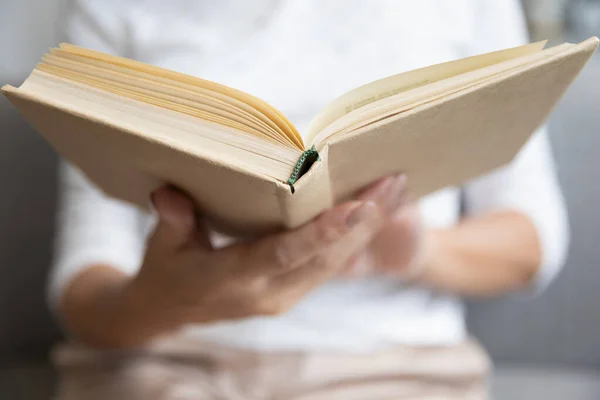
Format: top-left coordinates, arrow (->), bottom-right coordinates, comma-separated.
50,1 -> 569,398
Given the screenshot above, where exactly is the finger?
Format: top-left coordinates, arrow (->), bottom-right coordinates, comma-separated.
147,186 -> 199,252
339,252 -> 362,278
370,203 -> 422,271
271,201 -> 383,289
193,212 -> 214,251
357,174 -> 408,215
250,200 -> 364,275
341,251 -> 374,278
234,175 -> 406,277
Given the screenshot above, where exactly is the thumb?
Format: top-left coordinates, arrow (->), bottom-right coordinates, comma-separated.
148,186 -> 198,252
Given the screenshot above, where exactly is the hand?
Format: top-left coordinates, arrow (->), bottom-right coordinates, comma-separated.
342,179 -> 426,281
122,174 -> 408,333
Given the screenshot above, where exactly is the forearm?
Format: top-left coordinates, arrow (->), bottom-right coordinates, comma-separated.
59,265 -> 179,348
418,210 -> 542,297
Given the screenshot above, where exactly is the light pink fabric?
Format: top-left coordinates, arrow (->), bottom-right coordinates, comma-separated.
53,337 -> 491,400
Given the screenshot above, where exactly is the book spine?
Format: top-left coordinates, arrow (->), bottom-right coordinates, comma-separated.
287,146 -> 320,193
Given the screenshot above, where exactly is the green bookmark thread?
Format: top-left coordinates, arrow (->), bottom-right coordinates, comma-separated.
287,145 -> 320,194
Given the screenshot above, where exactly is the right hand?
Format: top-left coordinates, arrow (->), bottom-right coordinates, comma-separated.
61,175 -> 407,348
126,175 -> 407,330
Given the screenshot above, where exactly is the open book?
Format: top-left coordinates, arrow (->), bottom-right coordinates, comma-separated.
3,37 -> 598,234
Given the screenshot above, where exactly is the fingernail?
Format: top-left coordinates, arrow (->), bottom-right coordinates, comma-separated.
395,174 -> 407,189
378,176 -> 396,196
345,202 -> 377,228
390,174 -> 407,194
377,174 -> 405,200
383,174 -> 407,205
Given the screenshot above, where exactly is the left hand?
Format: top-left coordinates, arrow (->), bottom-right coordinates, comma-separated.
342,178 -> 426,280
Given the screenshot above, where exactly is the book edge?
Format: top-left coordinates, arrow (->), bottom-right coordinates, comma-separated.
2,85 -> 277,186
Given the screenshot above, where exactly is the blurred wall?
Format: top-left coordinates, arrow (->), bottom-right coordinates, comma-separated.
0,0 -> 63,359
522,0 -> 569,40
0,0 -> 62,81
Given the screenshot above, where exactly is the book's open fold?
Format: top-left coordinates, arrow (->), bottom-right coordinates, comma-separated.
287,146 -> 320,193
2,37 -> 598,233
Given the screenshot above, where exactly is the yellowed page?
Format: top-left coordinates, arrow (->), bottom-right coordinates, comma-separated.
57,44 -> 304,149
306,41 -> 547,142
41,54 -> 283,139
45,50 -> 295,146
38,63 -> 292,146
18,71 -> 302,179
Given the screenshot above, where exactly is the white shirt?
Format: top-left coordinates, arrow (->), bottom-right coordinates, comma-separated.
49,0 -> 569,351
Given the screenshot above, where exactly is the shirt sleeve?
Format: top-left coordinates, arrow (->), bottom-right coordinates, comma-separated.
462,129 -> 569,292
462,0 -> 569,292
47,0 -> 146,312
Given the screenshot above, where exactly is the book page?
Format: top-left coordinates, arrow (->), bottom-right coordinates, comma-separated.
38,63 -> 291,146
57,44 -> 305,149
305,41 -> 547,143
309,43 -> 573,145
41,54 -> 285,141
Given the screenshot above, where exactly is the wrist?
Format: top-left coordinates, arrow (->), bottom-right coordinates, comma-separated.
118,275 -> 185,345
61,266 -> 182,348
409,228 -> 447,285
